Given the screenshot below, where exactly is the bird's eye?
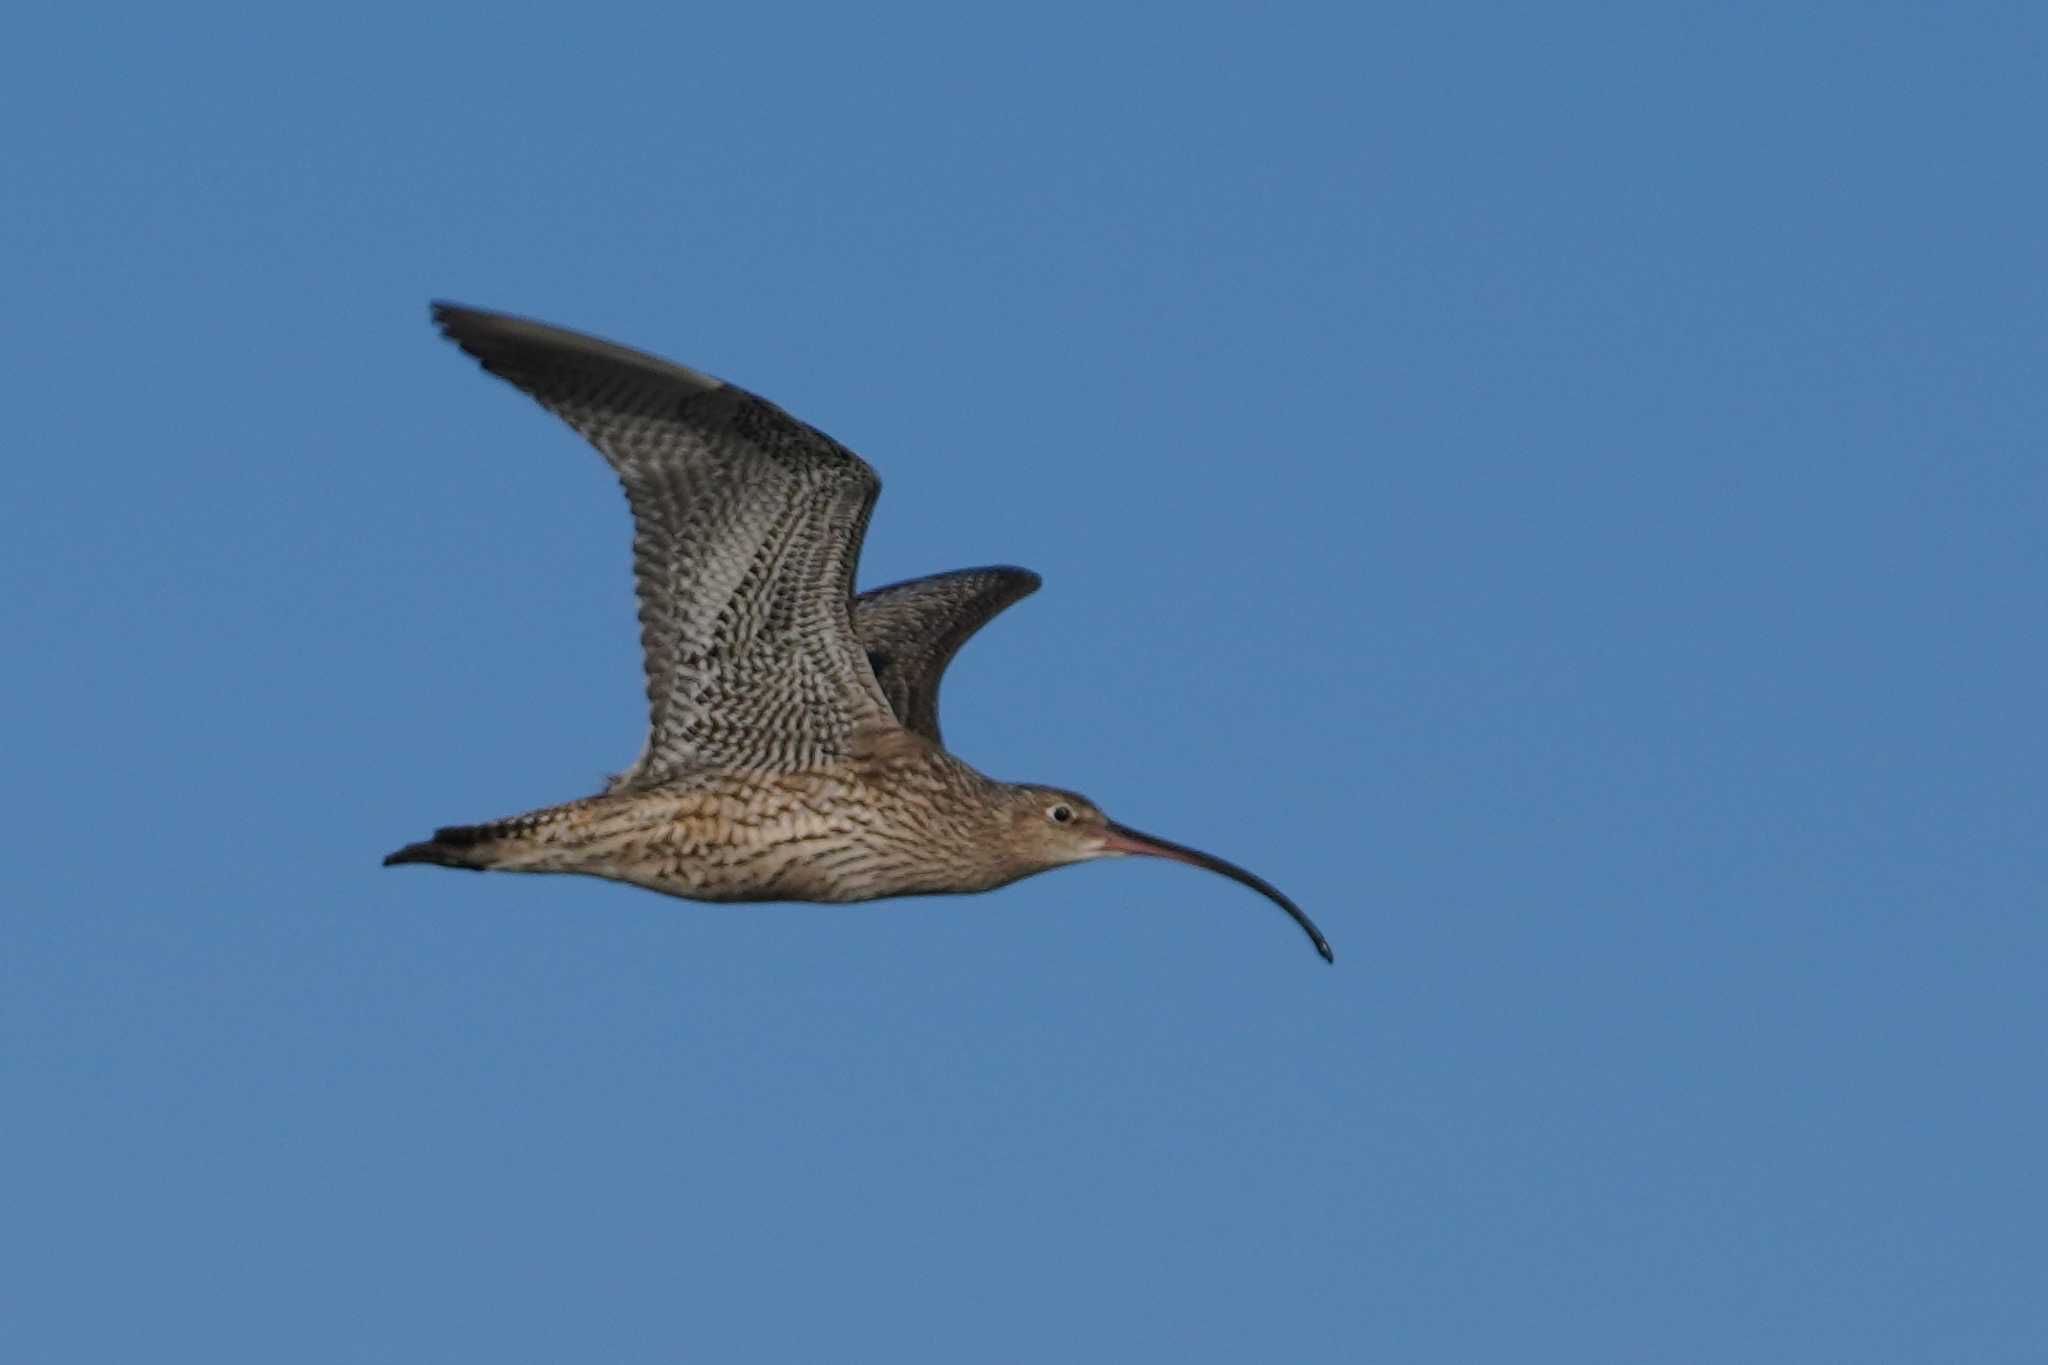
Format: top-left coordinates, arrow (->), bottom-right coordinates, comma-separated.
1049,804 -> 1074,825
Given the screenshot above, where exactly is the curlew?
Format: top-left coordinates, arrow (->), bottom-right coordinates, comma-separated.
384,304 -> 1332,963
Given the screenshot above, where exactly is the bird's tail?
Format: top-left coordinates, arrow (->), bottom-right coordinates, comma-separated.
382,821 -> 504,871
383,795 -> 633,876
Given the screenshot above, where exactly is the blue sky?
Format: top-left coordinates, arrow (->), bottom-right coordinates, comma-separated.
5,4 -> 2044,1361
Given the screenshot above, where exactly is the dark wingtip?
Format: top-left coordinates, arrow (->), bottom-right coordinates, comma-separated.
428,300 -> 497,368
429,299 -> 497,350
1315,935 -> 1335,965
424,299 -> 725,395
1000,565 -> 1044,596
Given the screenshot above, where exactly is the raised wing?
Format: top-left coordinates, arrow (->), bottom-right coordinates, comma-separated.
432,302 -> 898,781
853,567 -> 1042,745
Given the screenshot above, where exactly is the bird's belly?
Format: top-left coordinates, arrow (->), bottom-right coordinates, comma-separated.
553,783 -> 957,906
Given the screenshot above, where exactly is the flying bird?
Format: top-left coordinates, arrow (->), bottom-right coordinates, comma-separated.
384,304 -> 1332,963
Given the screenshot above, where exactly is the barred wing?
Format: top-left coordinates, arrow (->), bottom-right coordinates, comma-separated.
433,302 -> 898,781
852,568 -> 1041,746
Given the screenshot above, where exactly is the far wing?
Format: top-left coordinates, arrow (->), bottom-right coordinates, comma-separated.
852,567 -> 1042,745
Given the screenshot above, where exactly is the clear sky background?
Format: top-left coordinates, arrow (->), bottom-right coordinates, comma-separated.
5,4 -> 2043,1361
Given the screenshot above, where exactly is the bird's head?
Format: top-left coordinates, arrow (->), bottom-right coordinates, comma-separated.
998,783 -> 1333,963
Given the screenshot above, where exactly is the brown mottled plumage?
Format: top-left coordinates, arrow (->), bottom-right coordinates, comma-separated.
849,566 -> 1041,749
383,303 -> 1331,963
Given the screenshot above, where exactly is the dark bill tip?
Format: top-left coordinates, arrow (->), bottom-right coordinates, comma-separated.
1102,822 -> 1334,964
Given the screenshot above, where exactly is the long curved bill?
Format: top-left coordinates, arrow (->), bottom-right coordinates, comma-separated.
1101,822 -> 1334,964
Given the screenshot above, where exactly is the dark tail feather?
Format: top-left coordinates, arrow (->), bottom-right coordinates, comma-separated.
382,823 -> 495,870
